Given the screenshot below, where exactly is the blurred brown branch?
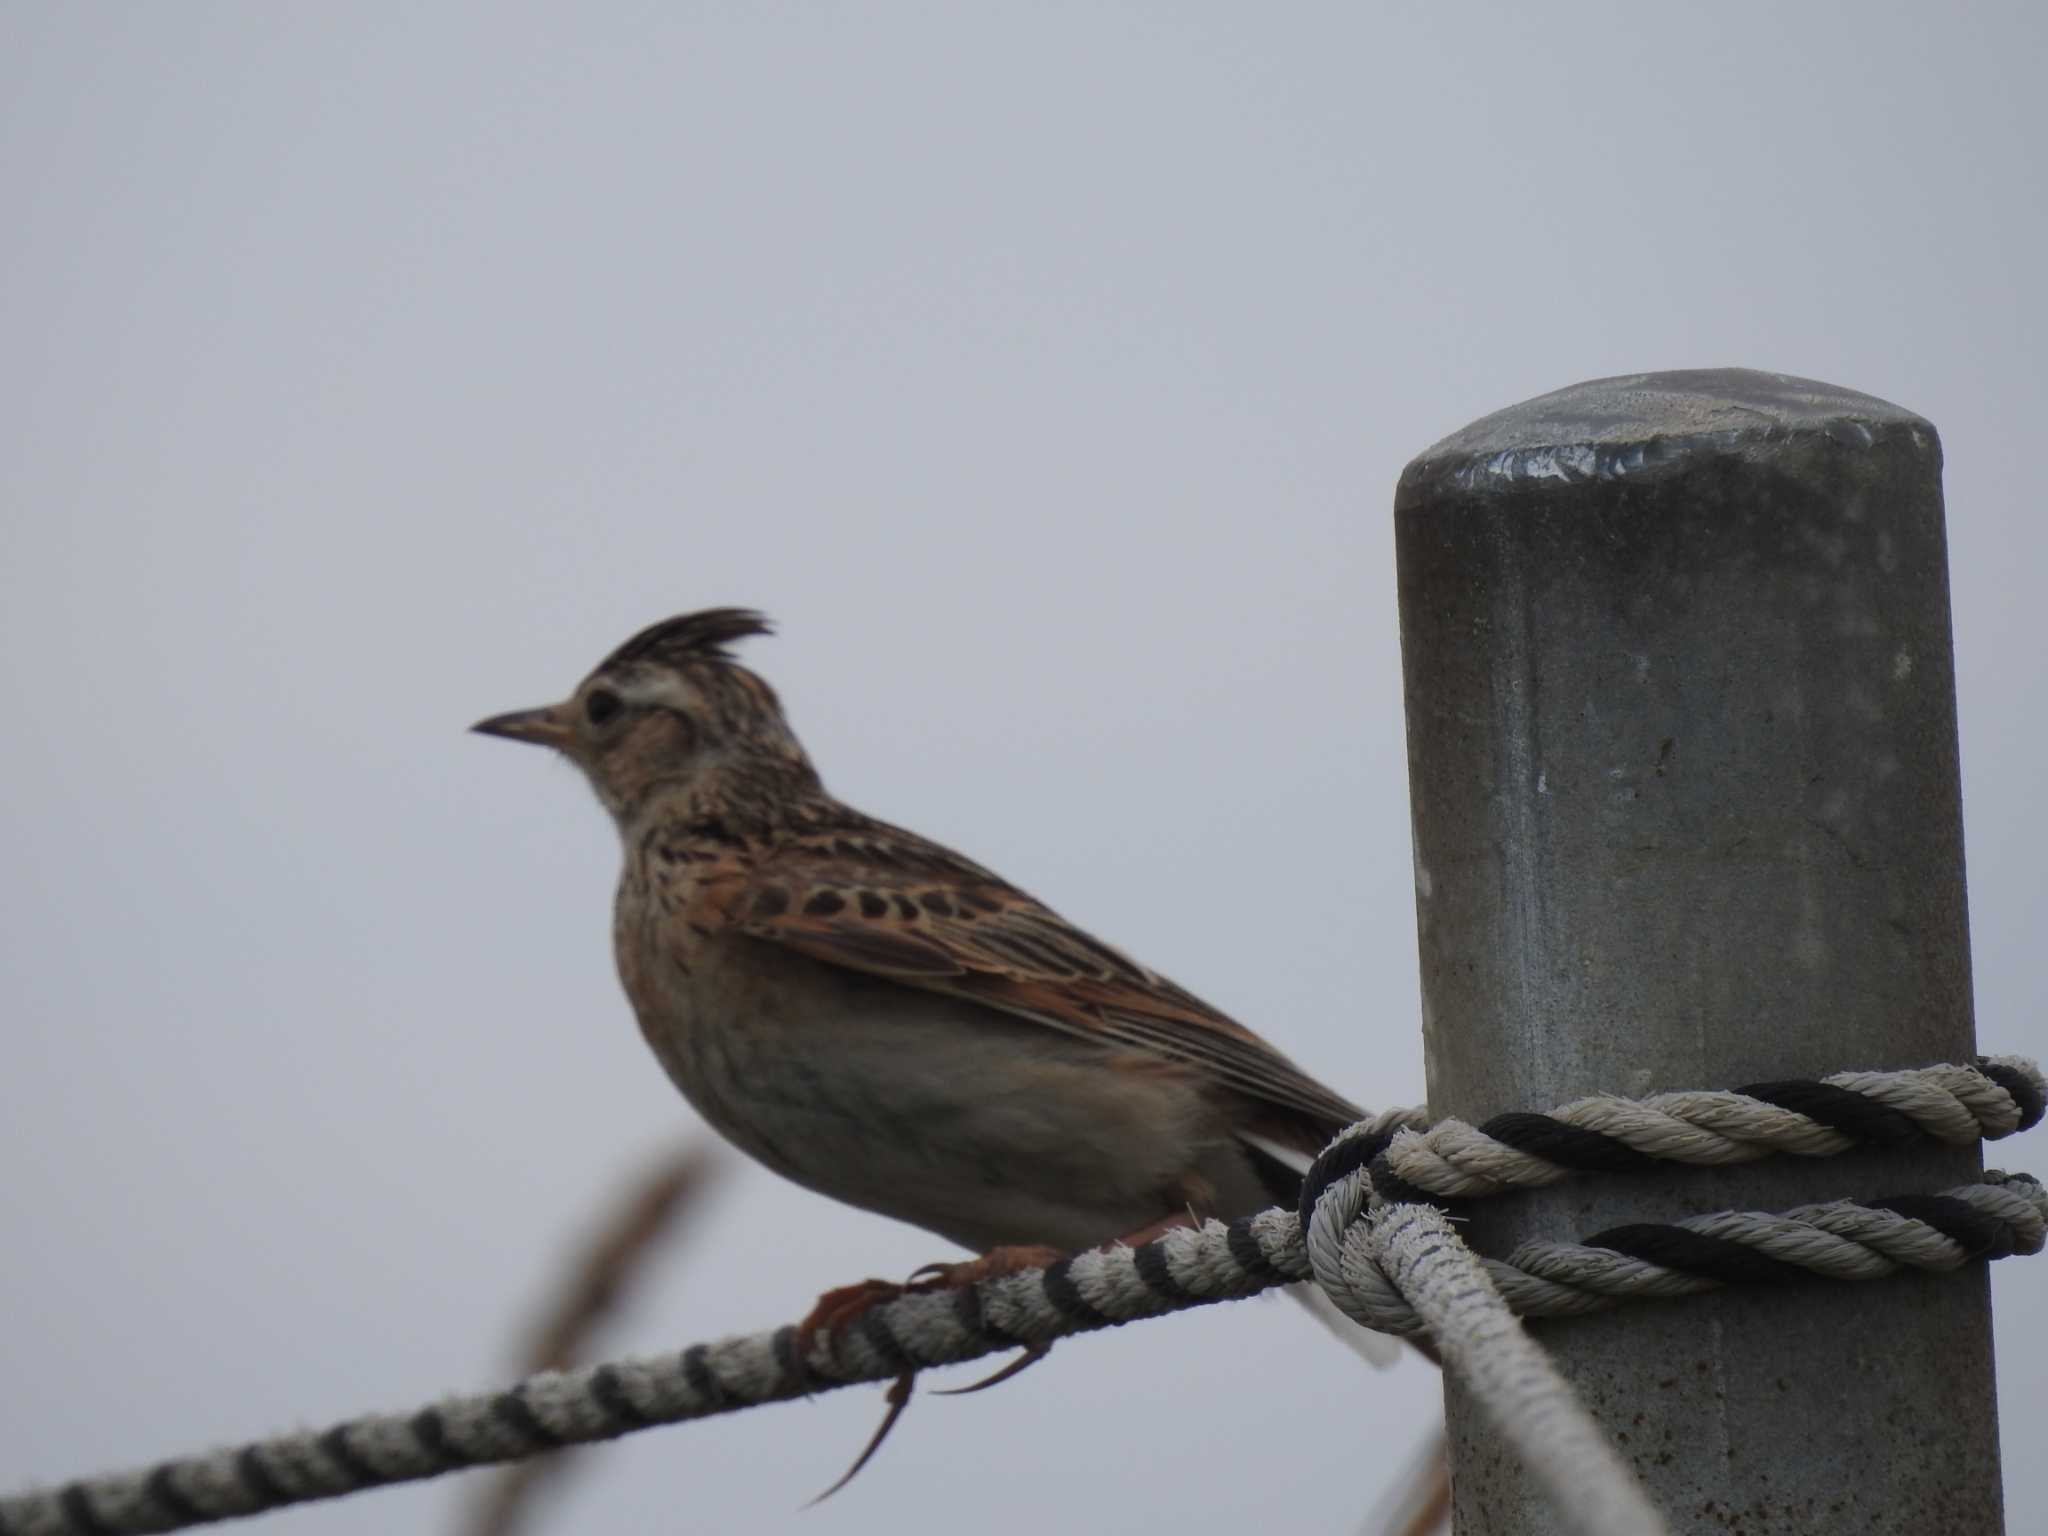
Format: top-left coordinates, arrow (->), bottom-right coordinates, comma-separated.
459,1142 -> 722,1536
1370,1428 -> 1449,1536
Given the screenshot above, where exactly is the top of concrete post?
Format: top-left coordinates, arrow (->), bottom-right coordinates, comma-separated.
1397,367 -> 1937,503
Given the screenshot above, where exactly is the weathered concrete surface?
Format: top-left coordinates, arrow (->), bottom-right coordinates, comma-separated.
1395,370 -> 1998,1534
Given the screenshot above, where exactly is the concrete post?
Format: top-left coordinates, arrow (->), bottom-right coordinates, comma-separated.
1393,370 -> 1999,1534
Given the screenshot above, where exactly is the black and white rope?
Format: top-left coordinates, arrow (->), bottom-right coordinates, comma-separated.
1311,1171 -> 2045,1536
1304,1146 -> 2046,1334
1293,1054 -> 2043,1536
3,1057 -> 2040,1536
0,1212 -> 1321,1536
1371,1053 -> 2042,1202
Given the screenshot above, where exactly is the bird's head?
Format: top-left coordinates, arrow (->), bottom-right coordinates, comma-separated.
472,607 -> 819,826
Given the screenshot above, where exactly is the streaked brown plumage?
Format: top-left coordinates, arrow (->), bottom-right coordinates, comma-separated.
475,607 -> 1363,1279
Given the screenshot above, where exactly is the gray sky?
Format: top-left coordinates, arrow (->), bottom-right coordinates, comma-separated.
2,5 -> 2042,1533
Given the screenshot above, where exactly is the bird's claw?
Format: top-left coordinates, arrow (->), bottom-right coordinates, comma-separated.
931,1342 -> 1050,1395
799,1246 -> 1064,1500
807,1369 -> 916,1506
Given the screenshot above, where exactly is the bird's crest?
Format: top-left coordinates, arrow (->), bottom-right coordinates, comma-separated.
598,608 -> 774,673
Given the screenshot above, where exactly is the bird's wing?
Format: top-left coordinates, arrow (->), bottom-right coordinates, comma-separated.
696,817 -> 1364,1133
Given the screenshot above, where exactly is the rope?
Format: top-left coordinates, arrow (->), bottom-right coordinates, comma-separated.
0,1214 -> 1317,1536
1303,1169 -> 2045,1336
1290,1053 -> 2042,1536
1370,1204 -> 1669,1536
1305,1126 -> 1669,1533
4,1056 -> 2040,1536
1372,1054 -> 2042,1201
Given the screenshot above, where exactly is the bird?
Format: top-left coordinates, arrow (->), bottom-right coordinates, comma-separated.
473,608 -> 1383,1474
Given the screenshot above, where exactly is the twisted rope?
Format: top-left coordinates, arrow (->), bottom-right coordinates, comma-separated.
1303,1165 -> 2047,1336
1367,1203 -> 1668,1536
0,1212 -> 1318,1536
1374,1053 -> 2042,1201
4,1057 -> 2039,1536
1293,1054 -> 2042,1536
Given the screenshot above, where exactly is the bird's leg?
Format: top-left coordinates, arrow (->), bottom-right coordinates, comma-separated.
796,1278 -> 918,1504
1110,1210 -> 1201,1249
904,1242 -> 1067,1290
802,1225 -> 1193,1495
895,1246 -> 1064,1397
795,1277 -> 910,1374
922,1220 -> 1192,1395
796,1244 -> 1066,1498
800,1243 -> 1068,1369
804,1214 -> 1200,1372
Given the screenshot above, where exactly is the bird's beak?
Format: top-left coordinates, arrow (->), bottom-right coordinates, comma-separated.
470,705 -> 573,749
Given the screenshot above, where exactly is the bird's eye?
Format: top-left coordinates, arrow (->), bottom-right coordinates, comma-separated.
585,688 -> 623,727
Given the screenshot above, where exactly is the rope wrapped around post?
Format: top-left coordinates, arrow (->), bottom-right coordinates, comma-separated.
1296,1059 -> 2046,1536
3,1056 -> 2039,1536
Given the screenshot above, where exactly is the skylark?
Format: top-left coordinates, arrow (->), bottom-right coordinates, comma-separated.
475,609 -> 1369,1366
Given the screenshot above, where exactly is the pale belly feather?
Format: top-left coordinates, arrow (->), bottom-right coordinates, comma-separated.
615,903 -> 1266,1253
